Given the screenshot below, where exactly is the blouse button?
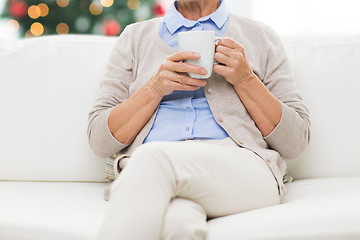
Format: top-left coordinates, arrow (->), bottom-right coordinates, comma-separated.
207,89 -> 213,94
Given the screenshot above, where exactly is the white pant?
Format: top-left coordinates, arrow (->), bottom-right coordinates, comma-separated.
97,139 -> 280,240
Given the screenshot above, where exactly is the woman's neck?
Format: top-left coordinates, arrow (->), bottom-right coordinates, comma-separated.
177,0 -> 220,21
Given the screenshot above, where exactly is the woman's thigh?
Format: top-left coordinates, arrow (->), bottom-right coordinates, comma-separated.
137,140 -> 280,218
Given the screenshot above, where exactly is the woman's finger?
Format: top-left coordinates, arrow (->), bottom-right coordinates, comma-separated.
157,69 -> 206,87
213,63 -> 237,78
176,84 -> 201,91
169,72 -> 206,87
214,51 -> 232,66
167,51 -> 201,62
164,60 -> 207,76
215,44 -> 234,58
218,37 -> 243,50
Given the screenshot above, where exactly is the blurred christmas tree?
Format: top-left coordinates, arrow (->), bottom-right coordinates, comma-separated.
1,0 -> 169,38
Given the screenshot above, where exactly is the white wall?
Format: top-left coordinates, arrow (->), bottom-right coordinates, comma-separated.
226,0 -> 360,36
0,0 -> 4,13
1,0 -> 360,39
225,0 -> 253,19
0,0 -> 18,39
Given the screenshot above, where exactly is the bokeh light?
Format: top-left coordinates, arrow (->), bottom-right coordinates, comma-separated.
127,0 -> 140,10
135,4 -> 152,20
89,2 -> 103,15
102,19 -> 121,36
28,5 -> 41,19
75,16 -> 91,32
56,23 -> 69,34
25,30 -> 33,38
100,0 -> 114,8
7,19 -> 20,32
56,0 -> 70,8
30,22 -> 44,36
2,0 -> 159,37
38,3 -> 49,17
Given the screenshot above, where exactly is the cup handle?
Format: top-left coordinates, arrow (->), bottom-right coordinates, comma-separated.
215,36 -> 221,45
214,37 -> 222,65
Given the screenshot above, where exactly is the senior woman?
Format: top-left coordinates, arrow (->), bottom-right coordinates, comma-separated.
88,0 -> 310,239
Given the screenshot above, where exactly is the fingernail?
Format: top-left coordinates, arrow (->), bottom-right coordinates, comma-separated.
194,52 -> 201,57
201,69 -> 207,74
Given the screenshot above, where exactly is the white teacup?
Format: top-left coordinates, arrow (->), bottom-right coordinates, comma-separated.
178,30 -> 220,79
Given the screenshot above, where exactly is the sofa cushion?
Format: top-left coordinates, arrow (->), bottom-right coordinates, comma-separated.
0,35 -> 116,182
1,33 -> 360,182
1,178 -> 359,240
282,35 -> 360,179
0,182 -> 107,240
207,177 -> 360,240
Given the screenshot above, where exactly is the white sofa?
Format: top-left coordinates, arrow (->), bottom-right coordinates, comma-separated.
0,32 -> 359,240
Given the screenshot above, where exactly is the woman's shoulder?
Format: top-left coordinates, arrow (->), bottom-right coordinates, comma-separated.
229,13 -> 271,34
228,14 -> 283,47
114,17 -> 163,50
123,17 -> 163,36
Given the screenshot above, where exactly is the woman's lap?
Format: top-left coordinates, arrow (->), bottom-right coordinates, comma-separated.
133,140 -> 280,217
98,140 -> 280,240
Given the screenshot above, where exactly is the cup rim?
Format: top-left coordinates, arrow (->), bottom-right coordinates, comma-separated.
178,30 -> 215,36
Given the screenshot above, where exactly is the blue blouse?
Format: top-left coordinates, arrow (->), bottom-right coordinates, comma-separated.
143,0 -> 230,143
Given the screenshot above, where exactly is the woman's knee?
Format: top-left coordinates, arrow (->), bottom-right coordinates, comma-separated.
161,198 -> 208,240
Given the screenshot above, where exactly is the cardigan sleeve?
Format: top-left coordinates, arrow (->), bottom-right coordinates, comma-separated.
262,27 -> 311,160
87,26 -> 134,157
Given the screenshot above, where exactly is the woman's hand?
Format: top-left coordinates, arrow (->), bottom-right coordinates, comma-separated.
214,37 -> 282,137
213,38 -> 255,86
150,51 -> 208,96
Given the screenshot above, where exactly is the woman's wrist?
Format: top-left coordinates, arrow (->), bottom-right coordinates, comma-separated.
144,80 -> 166,101
233,73 -> 260,94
